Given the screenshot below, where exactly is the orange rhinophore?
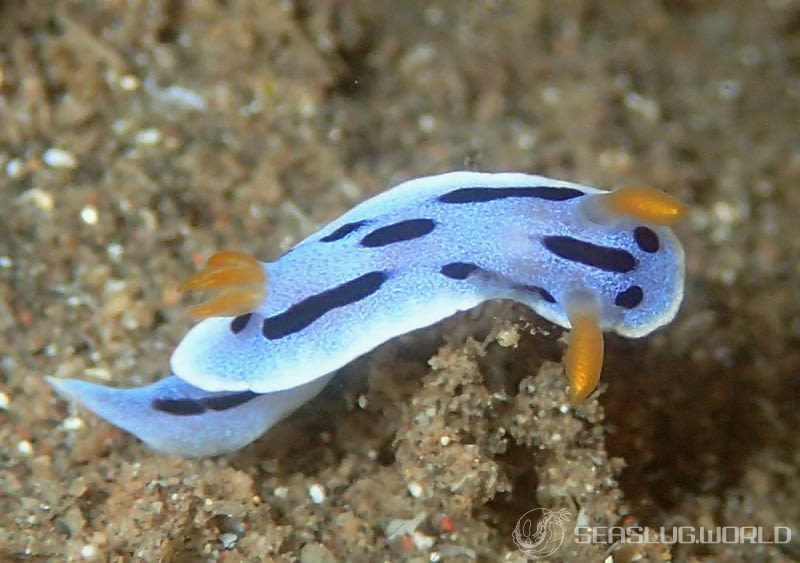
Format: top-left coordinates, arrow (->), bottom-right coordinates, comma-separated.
599,185 -> 687,225
180,250 -> 266,319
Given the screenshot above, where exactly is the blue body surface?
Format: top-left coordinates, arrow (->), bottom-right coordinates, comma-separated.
49,171 -> 685,456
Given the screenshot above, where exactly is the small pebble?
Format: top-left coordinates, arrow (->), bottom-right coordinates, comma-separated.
624,91 -> 660,121
414,531 -> 435,550
5,158 -> 25,177
134,128 -> 162,146
407,481 -> 424,498
160,85 -> 207,111
83,367 -> 111,381
80,206 -> 99,225
17,440 -> 33,455
516,132 -> 535,150
107,243 -> 124,261
0,391 -> 8,410
418,114 -> 437,134
118,74 -> 140,91
17,188 -> 54,211
495,327 -> 520,348
43,148 -> 78,169
219,533 -> 238,550
308,483 -> 326,504
111,118 -> 135,135
62,416 -> 84,430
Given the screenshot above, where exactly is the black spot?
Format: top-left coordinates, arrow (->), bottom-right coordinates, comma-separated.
438,186 -> 585,204
152,390 -> 261,416
262,271 -> 389,339
204,390 -> 260,411
615,285 -> 644,309
360,219 -> 436,248
521,284 -> 556,303
230,313 -> 252,334
634,226 -> 660,253
320,220 -> 370,242
440,262 -> 480,280
152,398 -> 206,416
542,236 -> 637,273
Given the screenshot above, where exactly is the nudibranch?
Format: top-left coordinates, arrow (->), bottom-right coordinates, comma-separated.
48,172 -> 686,457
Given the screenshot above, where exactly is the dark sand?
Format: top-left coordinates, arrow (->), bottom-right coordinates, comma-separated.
1,1 -> 799,561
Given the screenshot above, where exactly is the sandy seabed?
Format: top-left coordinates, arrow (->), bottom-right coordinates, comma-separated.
1,1 -> 799,561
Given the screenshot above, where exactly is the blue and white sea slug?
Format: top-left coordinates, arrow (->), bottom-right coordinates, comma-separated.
48,171 -> 686,457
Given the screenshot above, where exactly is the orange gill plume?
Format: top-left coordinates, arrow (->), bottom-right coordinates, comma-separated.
180,250 -> 267,319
